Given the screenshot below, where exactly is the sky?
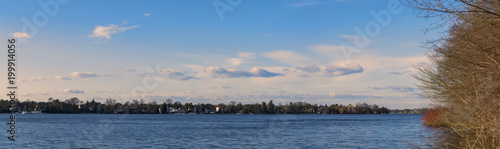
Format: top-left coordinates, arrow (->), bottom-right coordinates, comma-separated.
0,0 -> 442,109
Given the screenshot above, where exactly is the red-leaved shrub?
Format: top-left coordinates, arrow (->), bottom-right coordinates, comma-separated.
422,107 -> 449,127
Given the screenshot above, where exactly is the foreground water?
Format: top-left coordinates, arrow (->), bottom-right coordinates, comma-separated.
1,114 -> 438,148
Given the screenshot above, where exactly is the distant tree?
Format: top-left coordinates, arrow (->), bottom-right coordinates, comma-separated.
69,97 -> 81,105
236,102 -> 243,114
161,102 -> 167,114
268,100 -> 275,114
251,103 -> 260,114
105,98 -> 117,113
173,101 -> 183,110
166,99 -> 173,106
261,102 -> 267,114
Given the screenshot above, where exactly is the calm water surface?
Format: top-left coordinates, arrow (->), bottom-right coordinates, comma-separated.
1,114 -> 438,148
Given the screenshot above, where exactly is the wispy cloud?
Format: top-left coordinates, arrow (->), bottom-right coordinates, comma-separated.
205,66 -> 283,78
309,44 -> 362,60
227,52 -> 256,66
210,86 -> 232,90
22,92 -> 48,96
389,70 -> 412,75
89,24 -> 139,39
328,92 -> 383,99
144,13 -> 153,17
53,76 -> 72,80
19,77 -> 46,82
62,88 -> 85,94
139,68 -> 197,81
70,72 -> 98,78
367,86 -> 417,92
296,66 -> 321,73
70,72 -> 109,78
121,67 -> 136,72
12,32 -> 31,39
95,90 -> 114,93
263,50 -> 320,66
158,69 -> 197,81
238,92 -> 382,101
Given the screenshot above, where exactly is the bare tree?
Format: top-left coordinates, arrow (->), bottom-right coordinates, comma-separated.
105,98 -> 117,106
408,0 -> 500,148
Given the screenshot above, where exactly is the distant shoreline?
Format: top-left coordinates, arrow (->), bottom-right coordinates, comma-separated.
1,98 -> 426,115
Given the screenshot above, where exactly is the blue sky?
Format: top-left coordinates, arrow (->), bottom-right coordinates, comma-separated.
1,0 -> 440,108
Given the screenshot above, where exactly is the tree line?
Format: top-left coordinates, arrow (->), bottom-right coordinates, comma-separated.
0,97 -> 397,114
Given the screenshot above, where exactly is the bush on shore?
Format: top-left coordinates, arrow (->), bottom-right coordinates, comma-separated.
406,0 -> 500,148
422,107 -> 449,127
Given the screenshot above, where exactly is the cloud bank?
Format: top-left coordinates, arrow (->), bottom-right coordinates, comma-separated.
205,66 -> 283,78
158,69 -> 197,81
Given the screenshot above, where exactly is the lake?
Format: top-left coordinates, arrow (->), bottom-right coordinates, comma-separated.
1,114 -> 440,148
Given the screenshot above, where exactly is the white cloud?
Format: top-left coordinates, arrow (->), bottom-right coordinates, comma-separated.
325,63 -> 364,77
328,92 -> 382,99
121,67 -> 136,72
231,92 -> 382,101
309,44 -> 429,72
144,13 -> 153,17
12,32 -> 31,39
63,88 -> 85,94
205,66 -> 283,78
19,77 -> 46,82
88,24 -> 139,39
69,72 -> 109,78
70,72 -> 98,78
53,75 -> 72,80
95,90 -> 114,93
227,52 -> 256,66
389,67 -> 419,75
296,66 -> 321,73
263,50 -> 320,66
389,70 -> 412,75
183,64 -> 211,78
367,86 -> 417,92
158,69 -> 197,81
22,92 -> 48,96
350,54 -> 428,71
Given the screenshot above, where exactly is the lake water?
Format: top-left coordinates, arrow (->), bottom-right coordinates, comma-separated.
1,114 -> 440,148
